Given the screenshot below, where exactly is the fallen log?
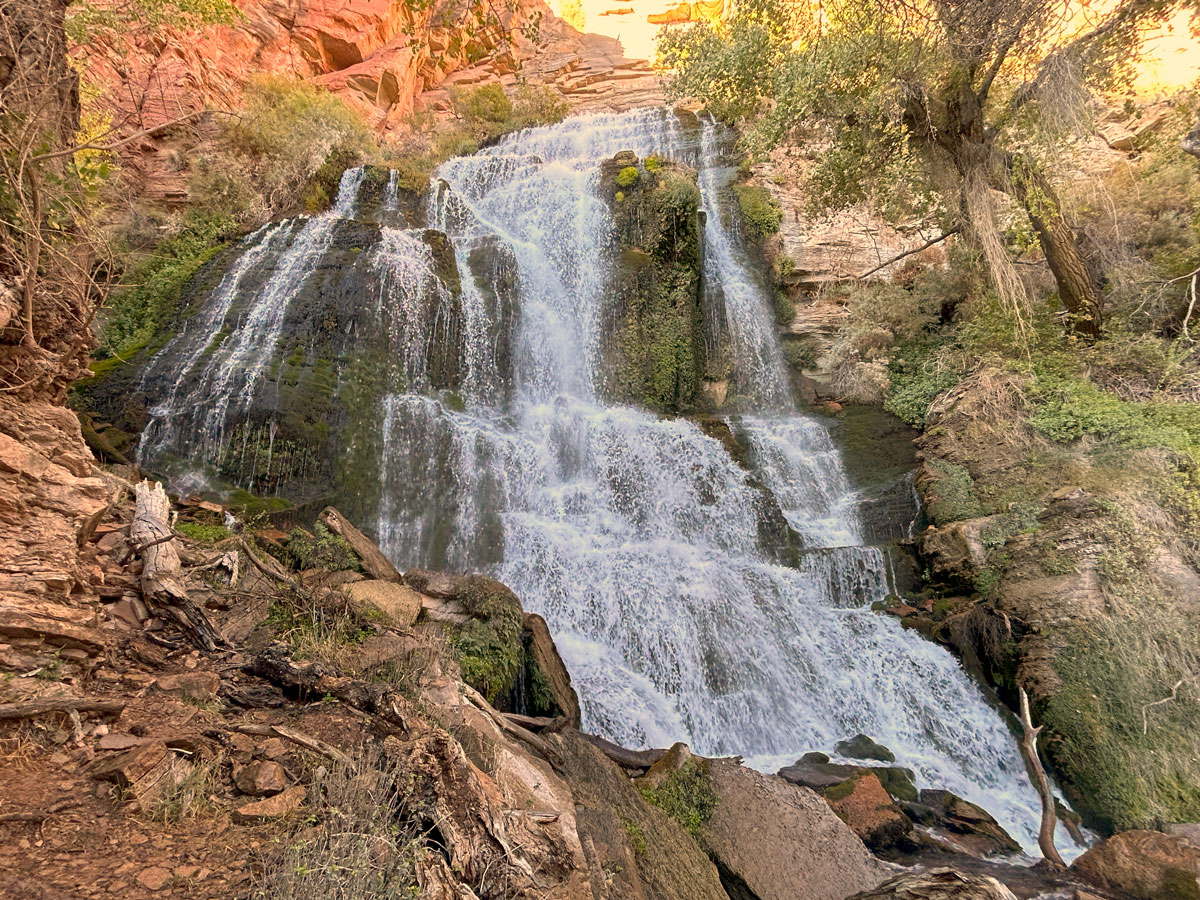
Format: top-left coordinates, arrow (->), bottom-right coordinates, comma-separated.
318,507 -> 402,582
581,732 -> 668,770
132,480 -> 223,651
0,698 -> 126,720
461,683 -> 561,766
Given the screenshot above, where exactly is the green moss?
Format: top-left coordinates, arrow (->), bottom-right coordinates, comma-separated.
638,760 -> 718,837
285,523 -> 362,572
1042,612 -> 1200,833
922,458 -> 982,525
447,577 -> 525,706
175,522 -> 229,543
732,184 -> 782,240
616,166 -> 640,188
622,818 -> 648,856
228,489 -> 293,520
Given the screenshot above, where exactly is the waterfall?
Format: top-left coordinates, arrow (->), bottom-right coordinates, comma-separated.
137,108 -> 1069,857
408,108 -> 1053,854
138,167 -> 368,475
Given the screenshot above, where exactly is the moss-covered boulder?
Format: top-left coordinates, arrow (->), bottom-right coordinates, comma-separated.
597,152 -> 717,414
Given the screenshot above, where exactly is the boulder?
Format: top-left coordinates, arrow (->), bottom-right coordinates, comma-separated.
522,612 -> 581,726
873,766 -> 918,803
641,741 -> 694,789
155,671 -> 220,700
846,867 -> 1018,899
339,580 -> 422,629
917,790 -> 1020,857
1167,824 -> 1200,850
823,771 -> 913,851
920,518 -> 995,580
235,760 -> 287,797
778,756 -> 858,791
700,759 -> 889,900
1071,829 -> 1200,900
232,785 -> 307,823
836,734 -> 896,762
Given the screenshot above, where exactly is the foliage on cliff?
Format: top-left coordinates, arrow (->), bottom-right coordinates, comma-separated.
808,99 -> 1200,833
661,0 -> 1198,339
600,154 -> 712,412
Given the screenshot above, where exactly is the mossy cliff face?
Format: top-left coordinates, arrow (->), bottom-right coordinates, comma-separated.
77,171 -> 465,529
910,369 -> 1200,834
596,151 -> 713,414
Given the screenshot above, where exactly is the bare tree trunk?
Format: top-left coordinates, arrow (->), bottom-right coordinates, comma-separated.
1007,159 -> 1103,337
132,480 -> 222,651
1018,687 -> 1066,867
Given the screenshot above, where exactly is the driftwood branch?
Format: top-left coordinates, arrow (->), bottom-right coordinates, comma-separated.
132,480 -> 223,651
318,507 -> 402,582
460,682 -> 561,765
0,698 -> 126,721
858,228 -> 960,279
1018,687 -> 1066,867
230,723 -> 353,766
237,536 -> 300,591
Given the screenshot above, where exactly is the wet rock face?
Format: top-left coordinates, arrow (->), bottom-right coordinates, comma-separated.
845,868 -> 1018,900
596,153 -> 710,414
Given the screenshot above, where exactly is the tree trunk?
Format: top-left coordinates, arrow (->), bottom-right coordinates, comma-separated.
132,480 -> 222,651
1007,158 -> 1103,337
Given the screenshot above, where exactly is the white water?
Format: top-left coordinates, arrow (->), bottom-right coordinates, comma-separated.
138,168 -> 367,468
384,108 -> 1059,855
136,108 -> 1073,857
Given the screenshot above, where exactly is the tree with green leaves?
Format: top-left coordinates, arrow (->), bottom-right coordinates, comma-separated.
661,0 -> 1200,338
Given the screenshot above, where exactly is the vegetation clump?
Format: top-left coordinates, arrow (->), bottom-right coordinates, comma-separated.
285,523 -> 362,572
447,576 -> 525,706
732,184 -> 782,239
639,760 -> 718,837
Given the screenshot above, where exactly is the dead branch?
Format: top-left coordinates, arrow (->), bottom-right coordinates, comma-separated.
230,723 -> 353,766
1018,687 -> 1066,867
1142,677 -> 1186,735
858,228 -> 960,279
0,698 -> 126,721
28,110 -> 221,164
580,732 -> 668,770
237,536 -> 300,591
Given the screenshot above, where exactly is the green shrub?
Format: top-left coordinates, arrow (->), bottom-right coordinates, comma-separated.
884,341 -> 963,427
639,760 -> 718,836
207,75 -> 375,219
774,289 -> 794,325
449,82 -> 567,143
782,340 -> 816,370
286,523 -> 362,572
98,210 -> 239,359
732,184 -> 782,239
616,166 -> 640,188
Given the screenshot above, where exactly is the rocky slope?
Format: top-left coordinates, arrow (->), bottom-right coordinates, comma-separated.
82,0 -> 661,204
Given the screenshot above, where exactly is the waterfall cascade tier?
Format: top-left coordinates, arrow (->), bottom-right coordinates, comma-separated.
135,107 -> 1070,857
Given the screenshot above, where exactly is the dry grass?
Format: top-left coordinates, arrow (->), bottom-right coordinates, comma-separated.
254,746 -> 423,900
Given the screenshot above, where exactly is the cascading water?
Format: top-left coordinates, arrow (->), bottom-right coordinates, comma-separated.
403,108 -> 1057,854
136,107 -> 1074,857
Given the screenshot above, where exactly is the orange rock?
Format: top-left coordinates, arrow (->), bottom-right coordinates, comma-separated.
232,785 -> 307,823
823,771 -> 912,850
